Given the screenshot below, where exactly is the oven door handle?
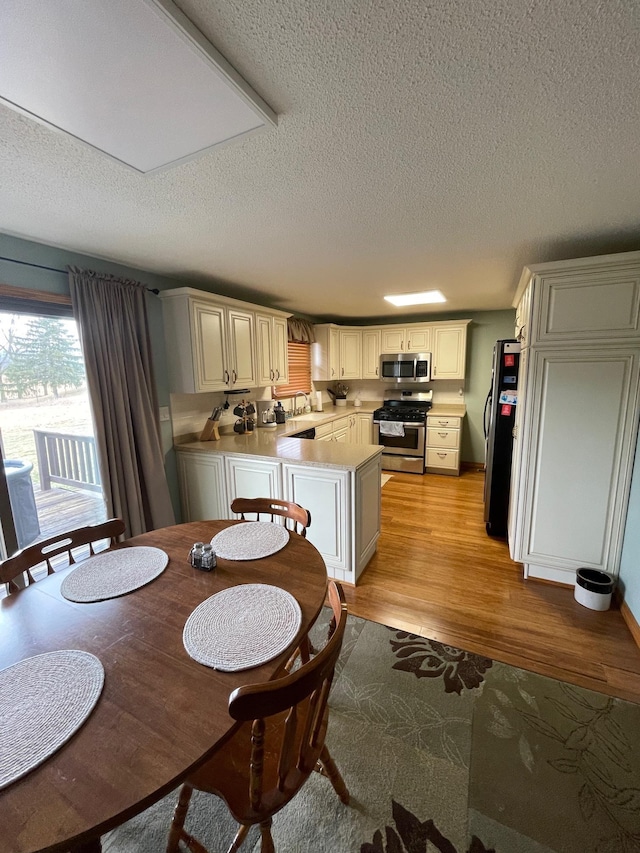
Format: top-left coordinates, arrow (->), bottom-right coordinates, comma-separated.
373,421 -> 425,428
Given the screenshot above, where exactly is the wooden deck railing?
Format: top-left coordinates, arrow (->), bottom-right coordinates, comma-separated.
33,430 -> 102,493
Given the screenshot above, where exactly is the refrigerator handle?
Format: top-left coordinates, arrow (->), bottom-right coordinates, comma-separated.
483,388 -> 492,440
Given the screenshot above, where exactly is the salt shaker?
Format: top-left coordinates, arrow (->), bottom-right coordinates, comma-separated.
201,544 -> 217,571
189,542 -> 204,569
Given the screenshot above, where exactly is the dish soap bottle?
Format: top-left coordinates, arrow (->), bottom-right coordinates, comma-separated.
274,401 -> 286,424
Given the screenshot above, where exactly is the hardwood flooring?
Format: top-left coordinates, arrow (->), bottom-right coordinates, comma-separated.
345,468 -> 640,704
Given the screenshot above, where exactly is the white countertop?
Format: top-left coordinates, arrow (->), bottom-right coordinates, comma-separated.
428,403 -> 467,418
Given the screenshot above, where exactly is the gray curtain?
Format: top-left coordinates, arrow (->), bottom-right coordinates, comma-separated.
68,267 -> 175,537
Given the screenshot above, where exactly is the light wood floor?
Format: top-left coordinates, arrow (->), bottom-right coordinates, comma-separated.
344,468 -> 640,704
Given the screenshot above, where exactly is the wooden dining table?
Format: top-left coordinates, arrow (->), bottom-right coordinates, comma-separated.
0,520 -> 329,853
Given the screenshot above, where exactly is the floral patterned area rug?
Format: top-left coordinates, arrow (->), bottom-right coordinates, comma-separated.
102,615 -> 640,853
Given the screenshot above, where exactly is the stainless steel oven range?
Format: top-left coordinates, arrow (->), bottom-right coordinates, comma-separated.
372,390 -> 433,474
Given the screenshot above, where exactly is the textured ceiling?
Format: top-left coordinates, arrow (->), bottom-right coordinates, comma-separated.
1,0 -> 639,321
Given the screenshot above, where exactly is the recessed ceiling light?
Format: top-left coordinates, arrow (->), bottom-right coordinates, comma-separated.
384,290 -> 447,307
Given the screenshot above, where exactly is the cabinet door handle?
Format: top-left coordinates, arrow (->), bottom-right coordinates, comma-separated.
437,452 -> 447,458
270,369 -> 274,381
438,420 -> 447,426
433,366 -> 437,376
401,341 -> 404,351
407,340 -> 411,350
224,370 -> 230,384
341,367 -> 344,376
438,432 -> 448,437
276,369 -> 280,379
376,367 -> 378,375
232,369 -> 237,383
331,368 -> 335,376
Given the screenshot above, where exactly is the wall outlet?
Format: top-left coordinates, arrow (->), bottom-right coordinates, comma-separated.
159,406 -> 171,422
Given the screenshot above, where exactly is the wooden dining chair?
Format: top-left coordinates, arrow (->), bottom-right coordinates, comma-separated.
0,518 -> 126,593
166,581 -> 349,853
230,497 -> 311,537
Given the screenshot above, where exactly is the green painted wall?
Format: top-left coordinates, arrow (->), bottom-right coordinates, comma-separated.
0,232 -> 185,517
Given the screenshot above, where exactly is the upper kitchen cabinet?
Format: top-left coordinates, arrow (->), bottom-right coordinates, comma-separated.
313,324 -> 361,381
340,328 -> 362,379
362,328 -> 381,379
431,321 -> 470,380
160,288 -> 289,393
380,325 -> 431,353
256,313 -> 289,387
514,253 -> 640,349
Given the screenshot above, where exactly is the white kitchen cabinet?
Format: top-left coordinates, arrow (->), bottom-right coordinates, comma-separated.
355,412 -> 373,444
361,329 -> 381,379
225,456 -> 282,503
176,450 -> 228,521
516,254 -> 640,348
283,452 -> 381,582
227,307 -> 257,388
425,415 -> 462,475
509,251 -> 640,584
161,288 -> 289,393
256,313 -> 289,387
339,329 -> 362,379
431,323 -> 468,380
380,325 -> 431,353
312,324 -> 341,381
332,415 -> 350,443
175,445 -> 382,584
283,464 -> 351,574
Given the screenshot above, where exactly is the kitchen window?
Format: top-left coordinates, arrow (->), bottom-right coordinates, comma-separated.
272,342 -> 311,399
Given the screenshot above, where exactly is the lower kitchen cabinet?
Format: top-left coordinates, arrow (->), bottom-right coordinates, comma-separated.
355,412 -> 373,444
283,452 -> 380,583
225,456 -> 282,503
175,448 -> 382,584
176,451 -> 228,521
425,415 -> 462,475
283,465 -> 351,574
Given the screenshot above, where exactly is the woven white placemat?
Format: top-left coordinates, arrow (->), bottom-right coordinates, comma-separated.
0,649 -> 104,790
183,583 -> 302,671
60,546 -> 168,602
210,522 -> 289,560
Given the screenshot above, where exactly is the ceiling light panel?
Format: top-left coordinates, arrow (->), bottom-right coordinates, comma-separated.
384,291 -> 447,306
0,0 -> 277,174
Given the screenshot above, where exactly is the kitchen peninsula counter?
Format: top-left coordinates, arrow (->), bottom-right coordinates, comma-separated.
176,413 -> 381,471
174,409 -> 382,585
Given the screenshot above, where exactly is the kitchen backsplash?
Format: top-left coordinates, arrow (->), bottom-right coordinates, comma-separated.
169,379 -> 465,443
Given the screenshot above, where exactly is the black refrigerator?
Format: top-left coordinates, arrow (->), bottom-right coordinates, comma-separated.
483,340 -> 521,537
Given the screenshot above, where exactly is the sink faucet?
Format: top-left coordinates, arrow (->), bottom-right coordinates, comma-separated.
293,391 -> 310,415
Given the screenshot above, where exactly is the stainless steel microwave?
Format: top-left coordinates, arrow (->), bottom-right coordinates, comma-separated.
379,352 -> 432,383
